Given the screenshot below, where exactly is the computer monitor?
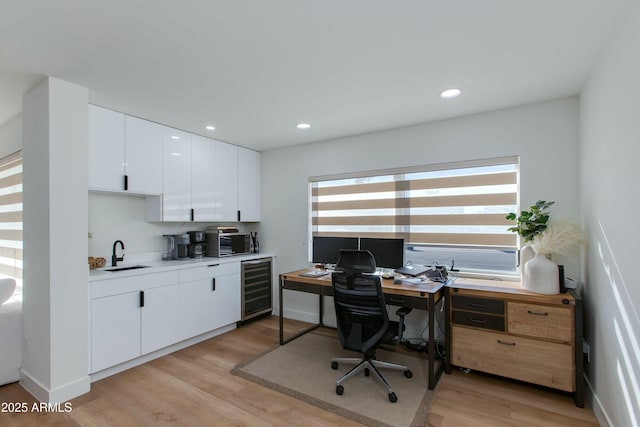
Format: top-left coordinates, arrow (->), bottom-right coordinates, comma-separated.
312,236 -> 359,265
359,237 -> 405,269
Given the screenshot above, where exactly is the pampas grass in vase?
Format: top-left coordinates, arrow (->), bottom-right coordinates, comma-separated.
531,220 -> 584,257
525,221 -> 584,294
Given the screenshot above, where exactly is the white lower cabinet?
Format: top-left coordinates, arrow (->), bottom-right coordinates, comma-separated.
90,261 -> 242,374
179,263 -> 241,339
141,283 -> 183,354
91,291 -> 141,373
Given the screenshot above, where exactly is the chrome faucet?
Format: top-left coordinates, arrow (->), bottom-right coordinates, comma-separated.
112,240 -> 125,267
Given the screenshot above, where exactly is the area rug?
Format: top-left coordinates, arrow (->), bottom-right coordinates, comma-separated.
232,332 -> 433,427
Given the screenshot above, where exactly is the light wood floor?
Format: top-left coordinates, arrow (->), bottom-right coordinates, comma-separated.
0,316 -> 598,426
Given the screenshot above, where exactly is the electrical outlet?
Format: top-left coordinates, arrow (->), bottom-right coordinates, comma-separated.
583,340 -> 590,363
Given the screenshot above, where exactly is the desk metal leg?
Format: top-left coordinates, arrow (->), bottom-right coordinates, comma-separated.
427,293 -> 445,390
279,279 -> 324,345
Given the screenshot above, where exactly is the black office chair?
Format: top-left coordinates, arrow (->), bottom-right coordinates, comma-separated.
330,249 -> 413,403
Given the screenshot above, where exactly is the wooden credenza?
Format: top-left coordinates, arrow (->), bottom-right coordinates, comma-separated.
445,278 -> 584,407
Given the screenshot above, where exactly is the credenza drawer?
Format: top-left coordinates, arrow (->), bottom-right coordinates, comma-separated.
507,302 -> 573,342
452,310 -> 505,331
452,295 -> 504,315
451,326 -> 575,392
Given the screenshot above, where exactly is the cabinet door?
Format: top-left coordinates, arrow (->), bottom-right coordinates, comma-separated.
238,147 -> 261,222
141,284 -> 182,354
125,115 -> 163,194
88,105 -> 125,191
162,127 -> 192,221
91,292 -> 141,373
191,135 -> 217,222
214,141 -> 239,221
180,277 -> 218,339
211,273 -> 242,328
180,271 -> 241,339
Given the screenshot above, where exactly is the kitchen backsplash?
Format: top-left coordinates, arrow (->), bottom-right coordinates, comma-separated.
88,192 -> 258,260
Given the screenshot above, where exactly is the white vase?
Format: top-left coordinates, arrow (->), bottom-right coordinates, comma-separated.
519,244 -> 535,286
524,253 -> 559,294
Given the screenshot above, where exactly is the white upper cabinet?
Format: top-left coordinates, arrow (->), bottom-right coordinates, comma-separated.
238,147 -> 261,222
88,105 -> 126,192
191,135 -> 217,222
215,141 -> 239,222
125,115 -> 163,195
162,127 -> 192,221
88,105 -> 261,223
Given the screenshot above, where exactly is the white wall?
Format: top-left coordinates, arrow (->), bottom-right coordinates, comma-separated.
0,114 -> 22,158
580,2 -> 640,425
261,97 -> 581,331
21,78 -> 90,403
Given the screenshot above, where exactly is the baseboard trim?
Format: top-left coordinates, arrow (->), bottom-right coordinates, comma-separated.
19,369 -> 90,404
585,375 -> 613,427
90,323 -> 236,382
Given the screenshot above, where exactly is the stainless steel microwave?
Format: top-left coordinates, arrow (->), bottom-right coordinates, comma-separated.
206,232 -> 252,257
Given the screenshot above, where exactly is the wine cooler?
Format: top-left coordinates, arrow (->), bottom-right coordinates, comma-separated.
240,258 -> 273,322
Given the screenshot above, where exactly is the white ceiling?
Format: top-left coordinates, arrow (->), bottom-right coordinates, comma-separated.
0,1 -> 626,152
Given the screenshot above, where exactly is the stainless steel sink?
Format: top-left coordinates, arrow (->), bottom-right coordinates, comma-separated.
104,265 -> 149,272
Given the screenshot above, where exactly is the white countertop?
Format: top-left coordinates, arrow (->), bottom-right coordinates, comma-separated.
89,252 -> 275,281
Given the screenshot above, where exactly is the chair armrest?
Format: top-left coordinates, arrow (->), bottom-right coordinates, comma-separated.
395,307 -> 412,342
396,307 -> 412,317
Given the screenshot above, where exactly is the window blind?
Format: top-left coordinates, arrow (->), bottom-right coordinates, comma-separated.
0,152 -> 22,279
310,157 -> 518,249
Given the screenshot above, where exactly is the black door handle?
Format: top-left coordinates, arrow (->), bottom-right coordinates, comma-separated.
212,278 -> 216,291
139,290 -> 144,307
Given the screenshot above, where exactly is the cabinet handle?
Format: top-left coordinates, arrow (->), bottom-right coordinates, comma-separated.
212,277 -> 216,291
469,317 -> 486,324
527,310 -> 549,316
497,339 -> 516,346
190,208 -> 194,222
468,301 -> 485,308
139,291 -> 144,308
237,210 -> 241,221
207,263 -> 220,268
124,175 -> 129,191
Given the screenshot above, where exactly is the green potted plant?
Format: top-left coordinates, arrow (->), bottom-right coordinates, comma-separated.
506,200 -> 554,242
506,200 -> 554,288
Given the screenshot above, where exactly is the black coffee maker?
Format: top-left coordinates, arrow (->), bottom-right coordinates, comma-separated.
188,230 -> 207,258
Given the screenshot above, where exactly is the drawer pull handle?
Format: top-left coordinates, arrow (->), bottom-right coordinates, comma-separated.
497,339 -> 516,346
527,310 -> 549,316
469,318 -> 486,324
468,302 -> 485,308
389,298 -> 405,304
207,264 -> 220,268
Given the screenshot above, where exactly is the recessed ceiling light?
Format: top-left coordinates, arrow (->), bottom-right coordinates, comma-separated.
171,135 -> 180,140
296,123 -> 311,130
205,125 -> 216,131
440,88 -> 461,99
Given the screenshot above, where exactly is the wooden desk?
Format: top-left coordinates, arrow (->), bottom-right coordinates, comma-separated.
279,269 -> 446,390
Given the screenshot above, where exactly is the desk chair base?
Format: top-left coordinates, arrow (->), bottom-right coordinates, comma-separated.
331,355 -> 413,403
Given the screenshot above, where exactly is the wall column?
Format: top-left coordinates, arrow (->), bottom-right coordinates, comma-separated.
21,77 -> 90,403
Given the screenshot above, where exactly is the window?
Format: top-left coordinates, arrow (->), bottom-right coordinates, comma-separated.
309,156 -> 519,274
0,151 -> 22,293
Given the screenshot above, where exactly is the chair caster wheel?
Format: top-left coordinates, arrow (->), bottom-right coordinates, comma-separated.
388,392 -> 397,403
404,370 -> 413,378
336,385 -> 344,396
331,361 -> 339,370
364,367 -> 370,377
